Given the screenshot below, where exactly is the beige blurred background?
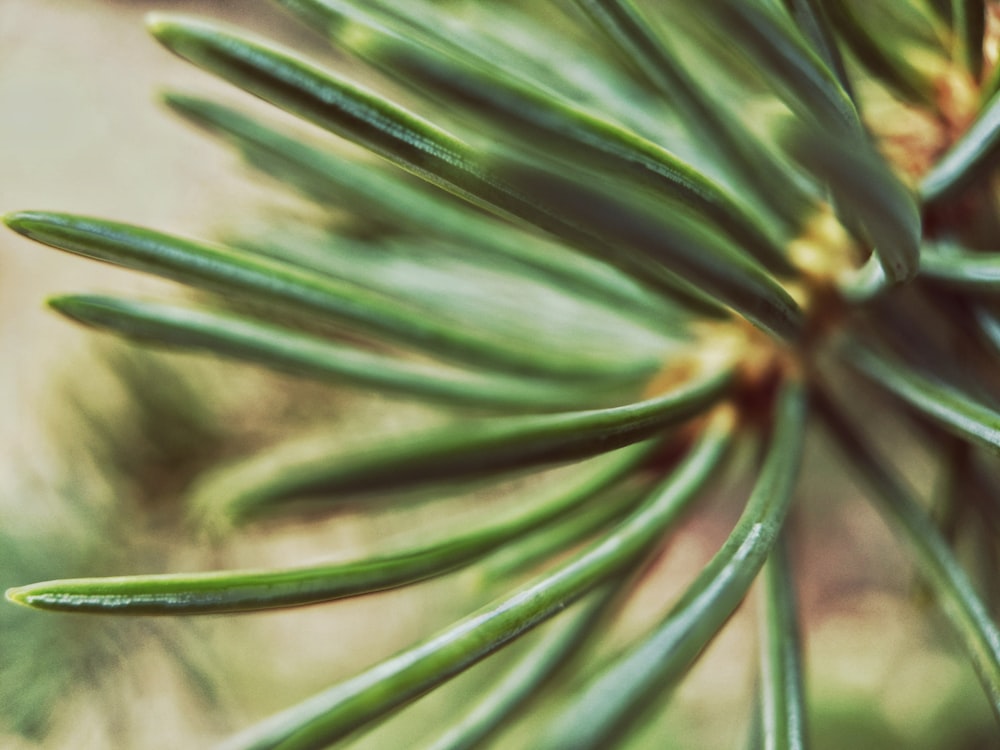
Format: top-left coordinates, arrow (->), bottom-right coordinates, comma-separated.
0,1 -> 306,456
0,4 -> 378,748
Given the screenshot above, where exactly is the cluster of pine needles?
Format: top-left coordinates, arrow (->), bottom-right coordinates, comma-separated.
7,1 -> 1000,747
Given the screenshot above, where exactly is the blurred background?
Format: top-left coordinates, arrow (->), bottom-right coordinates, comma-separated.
1,2 -> 997,748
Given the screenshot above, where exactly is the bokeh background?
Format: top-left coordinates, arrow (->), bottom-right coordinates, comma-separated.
1,2 -> 997,748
